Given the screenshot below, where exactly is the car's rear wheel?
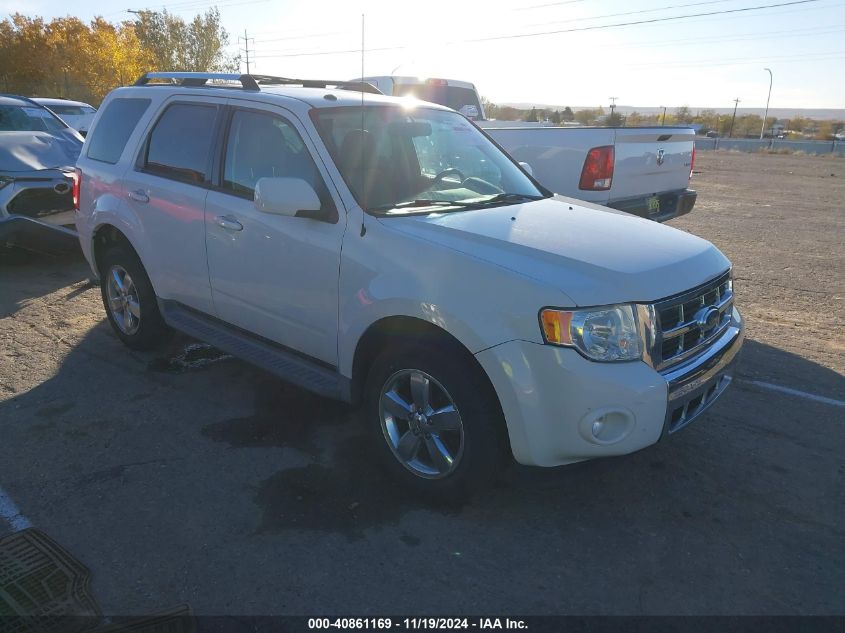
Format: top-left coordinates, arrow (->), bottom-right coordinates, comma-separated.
363,343 -> 507,499
99,245 -> 169,350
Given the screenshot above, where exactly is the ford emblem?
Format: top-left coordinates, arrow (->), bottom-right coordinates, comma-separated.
695,306 -> 720,334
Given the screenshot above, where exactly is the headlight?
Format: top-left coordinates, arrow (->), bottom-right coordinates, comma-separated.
540,304 -> 642,362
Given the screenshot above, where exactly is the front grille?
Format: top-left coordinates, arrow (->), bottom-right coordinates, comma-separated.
654,271 -> 733,372
7,188 -> 74,218
666,374 -> 733,433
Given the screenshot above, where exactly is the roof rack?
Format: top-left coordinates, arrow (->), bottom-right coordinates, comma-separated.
133,72 -> 382,94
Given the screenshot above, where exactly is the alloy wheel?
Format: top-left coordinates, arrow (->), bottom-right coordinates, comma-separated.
379,369 -> 465,479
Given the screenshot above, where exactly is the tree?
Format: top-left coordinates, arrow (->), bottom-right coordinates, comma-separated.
0,14 -> 152,103
605,111 -> 624,127
549,110 -> 561,125
674,105 -> 692,124
480,96 -> 498,119
525,107 -> 538,122
562,106 -> 574,122
133,8 -> 237,72
574,107 -> 603,125
626,111 -> 644,126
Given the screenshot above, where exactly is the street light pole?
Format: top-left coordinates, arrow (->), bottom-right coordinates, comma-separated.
760,68 -> 773,140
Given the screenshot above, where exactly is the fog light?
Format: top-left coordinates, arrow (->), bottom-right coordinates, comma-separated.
579,408 -> 635,445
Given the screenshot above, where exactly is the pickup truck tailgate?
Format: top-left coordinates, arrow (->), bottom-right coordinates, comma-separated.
611,128 -> 694,200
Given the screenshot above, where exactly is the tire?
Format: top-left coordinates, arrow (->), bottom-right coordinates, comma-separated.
99,244 -> 170,350
363,342 -> 508,499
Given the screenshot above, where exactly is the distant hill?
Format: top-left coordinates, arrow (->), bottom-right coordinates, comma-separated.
501,104 -> 844,121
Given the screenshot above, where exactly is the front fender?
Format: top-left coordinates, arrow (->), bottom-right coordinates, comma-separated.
337,217 -> 570,378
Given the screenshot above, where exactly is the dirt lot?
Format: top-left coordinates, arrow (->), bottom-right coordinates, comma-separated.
0,150 -> 843,616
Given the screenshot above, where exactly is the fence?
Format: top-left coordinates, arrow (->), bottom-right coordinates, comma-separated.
695,137 -> 845,157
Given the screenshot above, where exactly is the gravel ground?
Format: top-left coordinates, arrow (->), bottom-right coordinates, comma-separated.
0,150 -> 842,617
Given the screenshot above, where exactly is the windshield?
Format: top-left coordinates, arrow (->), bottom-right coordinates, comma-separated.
312,105 -> 545,214
0,105 -> 68,133
49,104 -> 96,116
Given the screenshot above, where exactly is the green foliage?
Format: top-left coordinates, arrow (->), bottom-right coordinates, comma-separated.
132,8 -> 238,72
675,105 -> 692,123
562,106 -> 574,122
525,107 -> 539,123
605,111 -> 624,127
0,14 -> 153,104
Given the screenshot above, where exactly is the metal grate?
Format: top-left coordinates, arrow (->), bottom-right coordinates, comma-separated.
0,529 -> 102,633
654,271 -> 733,372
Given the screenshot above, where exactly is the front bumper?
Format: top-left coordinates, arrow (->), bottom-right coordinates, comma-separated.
0,169 -> 77,245
608,188 -> 697,223
475,307 -> 743,467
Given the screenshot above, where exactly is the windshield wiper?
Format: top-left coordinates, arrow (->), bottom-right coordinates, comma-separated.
464,192 -> 545,207
370,199 -> 475,214
370,193 -> 545,215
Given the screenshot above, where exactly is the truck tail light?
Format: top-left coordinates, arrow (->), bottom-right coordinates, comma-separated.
71,168 -> 81,210
579,145 -> 614,191
426,78 -> 448,86
690,146 -> 697,179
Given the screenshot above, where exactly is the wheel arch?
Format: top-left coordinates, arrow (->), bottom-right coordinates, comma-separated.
350,316 -> 504,418
91,223 -> 142,277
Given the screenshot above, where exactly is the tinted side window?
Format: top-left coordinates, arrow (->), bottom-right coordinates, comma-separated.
87,98 -> 150,164
144,103 -> 217,184
222,109 -> 325,199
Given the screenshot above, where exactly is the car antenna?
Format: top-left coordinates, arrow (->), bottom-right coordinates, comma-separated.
360,13 -> 367,237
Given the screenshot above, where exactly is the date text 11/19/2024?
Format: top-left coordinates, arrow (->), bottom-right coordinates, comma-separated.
307,618 -> 528,630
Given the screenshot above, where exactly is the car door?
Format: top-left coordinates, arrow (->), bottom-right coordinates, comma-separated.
122,96 -> 226,315
204,103 -> 347,367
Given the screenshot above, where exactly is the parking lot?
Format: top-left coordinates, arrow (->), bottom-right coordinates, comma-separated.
0,150 -> 843,615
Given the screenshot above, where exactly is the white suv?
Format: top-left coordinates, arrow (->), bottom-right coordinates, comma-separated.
75,72 -> 744,496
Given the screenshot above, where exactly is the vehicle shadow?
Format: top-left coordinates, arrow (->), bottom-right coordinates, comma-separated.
2,289 -> 844,614
3,312 -> 842,540
0,244 -> 93,318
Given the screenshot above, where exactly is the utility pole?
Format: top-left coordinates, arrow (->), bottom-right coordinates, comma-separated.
660,105 -> 667,126
608,96 -> 617,115
729,98 -> 740,138
760,68 -> 773,140
238,30 -> 255,74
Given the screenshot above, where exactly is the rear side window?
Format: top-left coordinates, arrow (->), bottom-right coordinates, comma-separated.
87,98 -> 150,164
143,103 -> 217,184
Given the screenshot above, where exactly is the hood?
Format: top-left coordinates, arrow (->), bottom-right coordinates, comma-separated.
381,196 -> 730,306
0,131 -> 82,172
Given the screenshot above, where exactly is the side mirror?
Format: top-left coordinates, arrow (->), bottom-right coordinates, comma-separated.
254,177 -> 324,219
519,161 -> 534,177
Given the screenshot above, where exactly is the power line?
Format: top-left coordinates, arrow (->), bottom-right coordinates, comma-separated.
251,45 -> 404,59
525,0 -> 736,27
253,31 -> 345,44
622,49 -> 845,68
231,22 -> 845,60
451,0 -> 823,43
616,23 -> 845,50
515,0 -> 590,9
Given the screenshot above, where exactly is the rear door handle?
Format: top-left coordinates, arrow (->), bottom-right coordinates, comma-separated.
128,189 -> 149,203
215,215 -> 243,232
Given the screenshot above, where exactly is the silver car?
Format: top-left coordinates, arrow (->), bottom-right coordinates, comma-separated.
0,94 -> 83,247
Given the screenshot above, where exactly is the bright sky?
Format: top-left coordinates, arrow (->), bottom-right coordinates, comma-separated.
8,0 -> 845,109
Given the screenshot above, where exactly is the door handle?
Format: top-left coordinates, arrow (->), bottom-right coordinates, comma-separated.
215,215 -> 243,232
128,189 -> 149,203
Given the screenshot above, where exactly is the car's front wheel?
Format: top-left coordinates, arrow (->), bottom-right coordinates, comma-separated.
363,343 -> 507,498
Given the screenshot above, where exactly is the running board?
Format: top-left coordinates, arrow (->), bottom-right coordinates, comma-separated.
159,300 -> 351,401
